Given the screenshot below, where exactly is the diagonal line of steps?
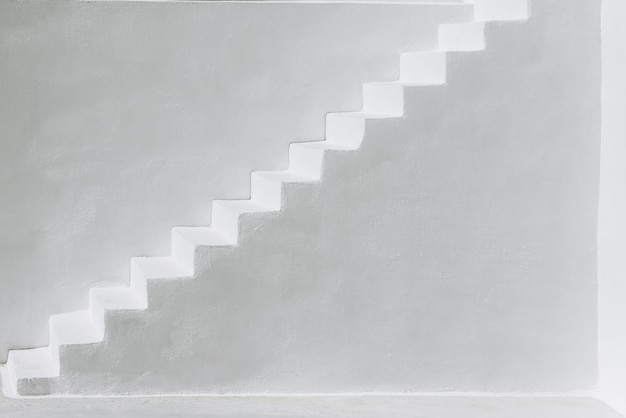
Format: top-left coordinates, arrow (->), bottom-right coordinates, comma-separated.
1,0 -> 530,397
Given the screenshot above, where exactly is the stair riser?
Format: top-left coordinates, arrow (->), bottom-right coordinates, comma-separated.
210,204 -> 240,243
4,359 -> 17,395
170,231 -> 199,273
49,313 -> 103,349
326,116 -> 365,147
129,262 -> 149,307
400,52 -> 447,84
88,300 -> 108,342
362,84 -> 404,116
7,347 -> 58,384
288,145 -> 325,179
250,175 -> 283,210
47,336 -> 64,377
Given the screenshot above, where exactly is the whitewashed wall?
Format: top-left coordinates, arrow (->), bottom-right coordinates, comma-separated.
38,0 -> 603,395
0,1 -> 471,364
599,0 -> 626,414
0,0 -> 602,396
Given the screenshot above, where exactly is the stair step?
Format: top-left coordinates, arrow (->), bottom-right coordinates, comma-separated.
7,347 -> 58,380
326,112 -> 398,148
251,170 -> 316,209
171,226 -> 236,269
363,81 -> 438,115
366,78 -> 452,115
288,141 -> 353,179
211,199 -> 275,241
252,170 -> 314,184
172,226 -> 235,247
88,287 -> 145,340
438,22 -> 486,51
49,310 -> 101,347
90,287 -> 145,311
131,256 -> 191,280
400,51 -> 447,84
129,257 -> 191,305
212,199 -> 274,216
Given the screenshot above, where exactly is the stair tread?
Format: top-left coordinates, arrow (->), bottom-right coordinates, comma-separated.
212,199 -> 274,215
132,256 -> 191,279
91,287 -> 144,310
9,348 -> 57,379
50,310 -> 100,345
328,111 -> 397,120
252,170 -> 316,183
172,226 -> 235,247
291,141 -> 353,151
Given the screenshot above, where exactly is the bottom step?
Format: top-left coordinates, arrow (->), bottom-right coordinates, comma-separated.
0,388 -> 621,418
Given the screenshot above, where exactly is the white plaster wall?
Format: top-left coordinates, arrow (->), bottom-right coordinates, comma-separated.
22,0 -> 600,395
599,0 -> 626,414
0,0 -> 603,396
0,1 -> 472,364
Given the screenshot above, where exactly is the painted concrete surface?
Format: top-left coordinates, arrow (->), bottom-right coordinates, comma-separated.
0,1 -> 472,364
1,0 -> 601,396
599,0 -> 626,415
0,391 -> 623,418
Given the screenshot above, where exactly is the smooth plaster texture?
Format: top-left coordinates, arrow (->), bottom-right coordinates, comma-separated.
0,0 -> 601,396
0,1 -> 472,364
0,391 -> 623,418
599,0 -> 626,415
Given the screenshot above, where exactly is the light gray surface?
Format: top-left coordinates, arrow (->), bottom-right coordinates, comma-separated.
0,391 -> 623,418
3,0 -> 601,395
0,1 -> 471,363
0,0 -> 602,398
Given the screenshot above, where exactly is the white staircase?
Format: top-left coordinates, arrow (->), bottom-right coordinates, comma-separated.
2,0 -> 531,398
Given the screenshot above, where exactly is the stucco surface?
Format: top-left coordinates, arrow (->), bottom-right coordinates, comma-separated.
0,389 -> 622,418
0,1 -> 472,363
599,0 -> 626,415
2,0 -> 602,395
